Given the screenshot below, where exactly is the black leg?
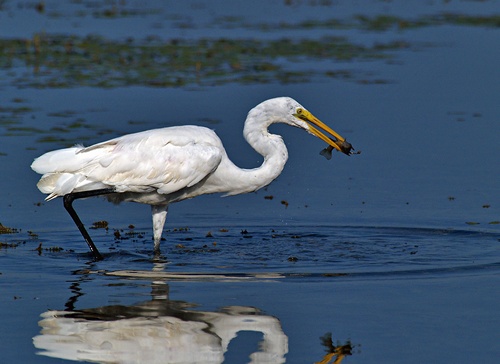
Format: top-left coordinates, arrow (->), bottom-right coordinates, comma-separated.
63,188 -> 116,261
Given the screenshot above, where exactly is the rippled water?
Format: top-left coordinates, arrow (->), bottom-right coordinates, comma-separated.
1,1 -> 499,363
2,223 -> 499,363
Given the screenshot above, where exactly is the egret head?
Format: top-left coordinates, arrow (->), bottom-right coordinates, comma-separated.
283,97 -> 353,156
247,97 -> 354,156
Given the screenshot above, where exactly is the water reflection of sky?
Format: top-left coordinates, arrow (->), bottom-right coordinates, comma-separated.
0,1 -> 499,363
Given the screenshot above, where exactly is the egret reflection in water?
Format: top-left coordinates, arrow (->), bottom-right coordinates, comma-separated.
33,281 -> 289,363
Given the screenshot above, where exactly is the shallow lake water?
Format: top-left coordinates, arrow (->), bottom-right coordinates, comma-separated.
1,1 -> 499,363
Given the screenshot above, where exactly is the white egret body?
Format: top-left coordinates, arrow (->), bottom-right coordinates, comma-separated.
31,97 -> 353,258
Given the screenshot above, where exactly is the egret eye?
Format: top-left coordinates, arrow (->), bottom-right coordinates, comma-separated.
296,108 -> 303,114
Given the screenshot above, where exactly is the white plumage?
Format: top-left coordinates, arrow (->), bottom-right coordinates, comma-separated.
33,126 -> 222,200
31,97 -> 353,256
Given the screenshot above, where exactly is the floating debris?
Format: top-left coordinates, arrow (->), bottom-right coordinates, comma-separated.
0,241 -> 22,249
172,227 -> 189,232
90,220 -> 109,229
34,243 -> 64,254
0,223 -> 18,234
240,229 -> 252,238
27,231 -> 38,239
46,246 -> 64,252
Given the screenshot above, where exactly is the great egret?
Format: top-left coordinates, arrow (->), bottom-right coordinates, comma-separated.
31,97 -> 354,260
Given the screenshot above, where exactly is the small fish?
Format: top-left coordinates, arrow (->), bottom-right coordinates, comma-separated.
320,145 -> 334,160
320,139 -> 359,159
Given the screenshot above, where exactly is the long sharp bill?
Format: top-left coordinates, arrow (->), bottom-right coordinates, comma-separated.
295,109 -> 350,155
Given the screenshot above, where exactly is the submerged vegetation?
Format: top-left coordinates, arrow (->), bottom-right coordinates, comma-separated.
0,34 -> 399,88
0,12 -> 497,89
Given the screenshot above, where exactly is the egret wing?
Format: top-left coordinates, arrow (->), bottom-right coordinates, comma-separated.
33,126 -> 224,198
79,127 -> 223,194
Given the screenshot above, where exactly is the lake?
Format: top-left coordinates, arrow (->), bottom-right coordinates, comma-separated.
0,1 -> 499,363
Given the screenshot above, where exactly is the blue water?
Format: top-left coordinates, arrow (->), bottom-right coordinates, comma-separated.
1,225 -> 499,363
1,1 -> 499,363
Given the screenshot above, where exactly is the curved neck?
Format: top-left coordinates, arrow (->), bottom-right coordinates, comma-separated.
204,110 -> 289,196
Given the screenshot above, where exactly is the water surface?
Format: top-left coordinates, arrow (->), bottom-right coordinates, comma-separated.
0,1 -> 499,363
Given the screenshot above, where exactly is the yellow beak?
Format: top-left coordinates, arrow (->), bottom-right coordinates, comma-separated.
294,109 -> 353,155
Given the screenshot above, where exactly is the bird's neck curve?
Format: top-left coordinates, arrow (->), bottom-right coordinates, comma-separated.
204,105 -> 289,196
